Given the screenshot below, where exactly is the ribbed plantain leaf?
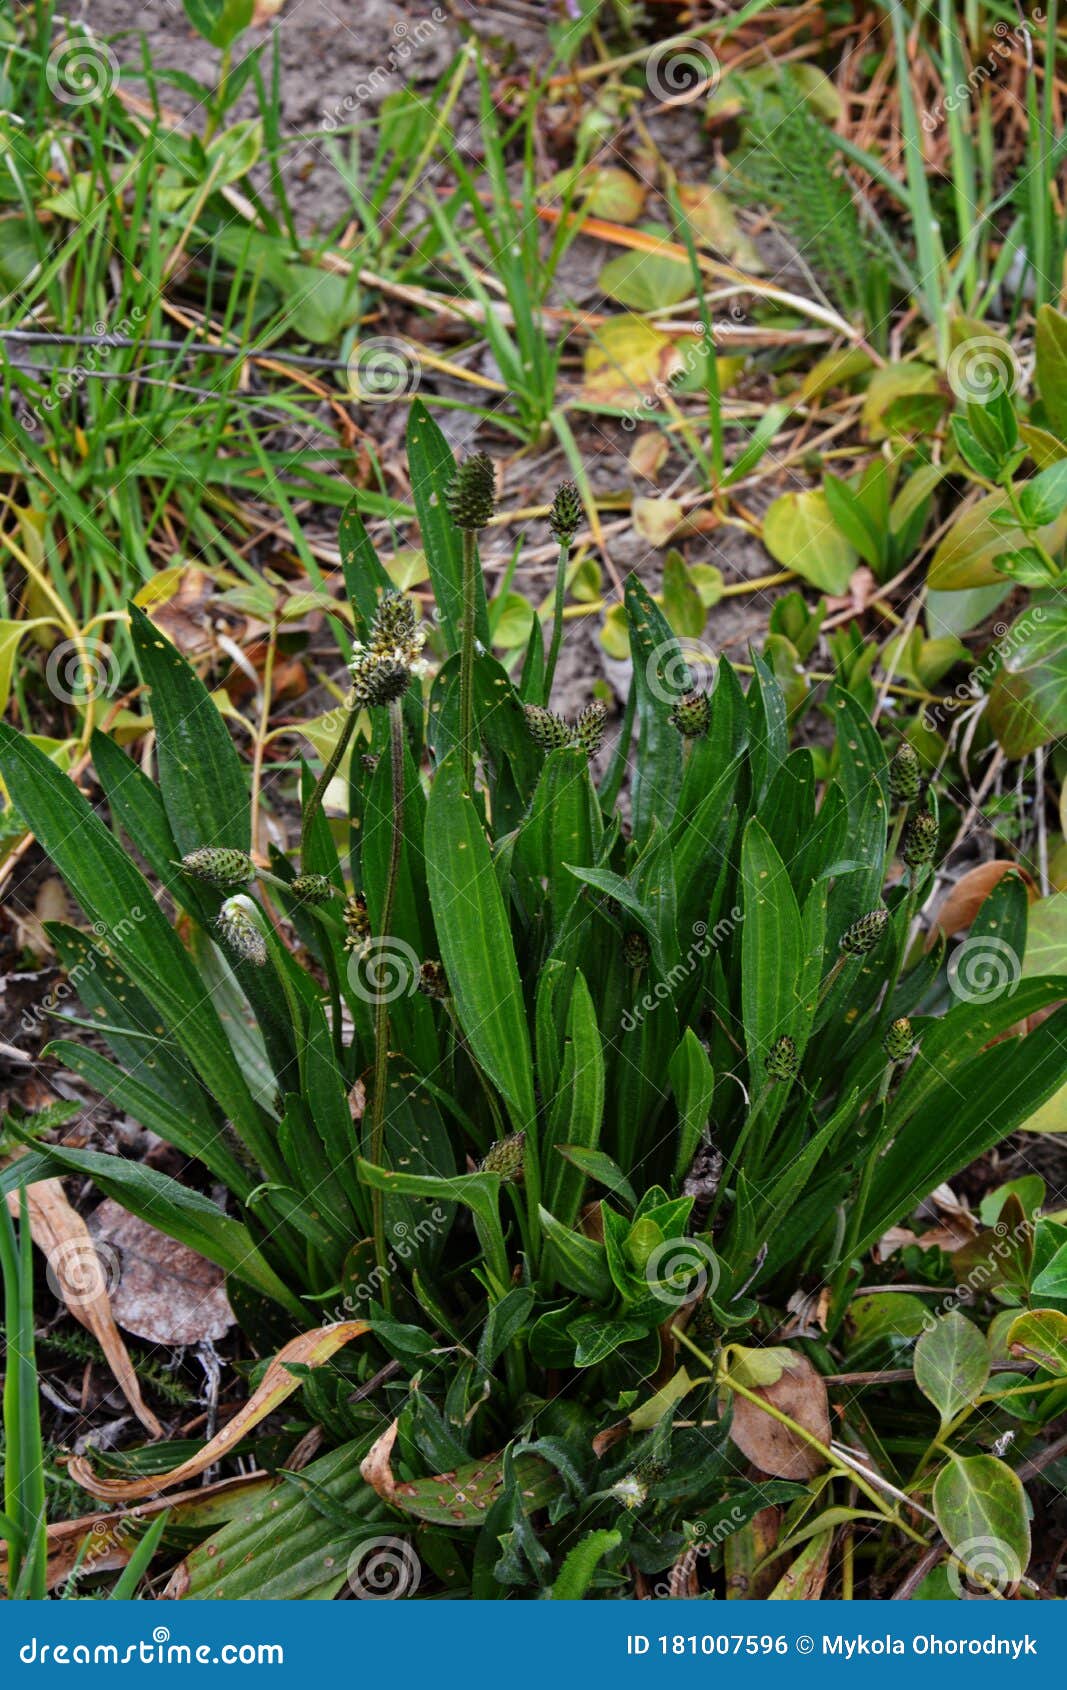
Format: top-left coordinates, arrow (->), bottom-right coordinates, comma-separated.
424,756 -> 535,1131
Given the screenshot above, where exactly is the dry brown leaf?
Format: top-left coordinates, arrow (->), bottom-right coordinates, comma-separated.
360,1419 -> 401,1503
628,431 -> 670,483
779,1286 -> 831,1339
87,1199 -> 233,1346
928,862 -> 1036,944
727,1352 -> 830,1479
68,1320 -> 369,1500
5,1170 -> 162,1436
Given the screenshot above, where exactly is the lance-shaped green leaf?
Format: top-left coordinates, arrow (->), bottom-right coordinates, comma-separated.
0,1147 -> 302,1317
424,756 -> 535,1131
740,818 -> 803,1085
129,603 -> 248,856
357,1159 -> 509,1297
542,971 -> 605,1228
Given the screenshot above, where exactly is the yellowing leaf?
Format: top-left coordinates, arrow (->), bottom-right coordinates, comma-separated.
628,431 -> 670,482
861,361 -> 939,440
0,621 -> 28,717
676,183 -> 762,270
762,490 -> 856,594
799,346 -> 873,402
632,495 -> 684,548
385,548 -> 429,590
582,167 -> 647,223
581,316 -> 682,406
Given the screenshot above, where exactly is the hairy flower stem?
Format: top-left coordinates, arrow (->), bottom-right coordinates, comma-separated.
299,697 -> 359,871
459,529 -> 478,794
543,537 -> 569,701
886,806 -> 906,873
878,870 -> 924,1034
368,699 -> 406,1313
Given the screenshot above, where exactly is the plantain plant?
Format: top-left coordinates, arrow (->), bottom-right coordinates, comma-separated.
2,405 -> 1066,1598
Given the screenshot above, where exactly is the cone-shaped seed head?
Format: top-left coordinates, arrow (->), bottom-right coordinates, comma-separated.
840,907 -> 889,956
549,480 -> 583,545
181,847 -> 255,888
523,703 -> 574,751
447,451 -> 496,531
669,690 -> 710,738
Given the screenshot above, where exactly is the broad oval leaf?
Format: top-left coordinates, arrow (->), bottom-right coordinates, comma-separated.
914,1309 -> 989,1425
932,1454 -> 1031,1594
